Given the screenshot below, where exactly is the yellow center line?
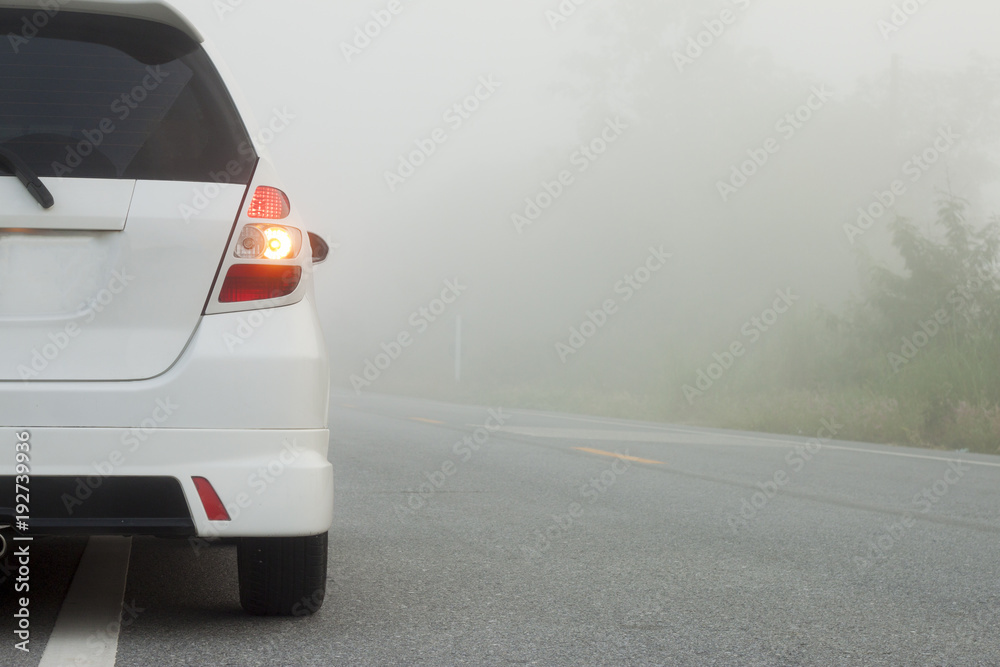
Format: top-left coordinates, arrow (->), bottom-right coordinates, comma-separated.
411,417 -> 446,425
574,447 -> 666,465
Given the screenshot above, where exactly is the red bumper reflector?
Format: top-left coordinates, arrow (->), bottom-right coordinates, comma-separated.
219,264 -> 302,303
192,477 -> 231,521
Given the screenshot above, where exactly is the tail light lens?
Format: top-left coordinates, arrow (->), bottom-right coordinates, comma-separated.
211,186 -> 307,309
234,224 -> 302,260
247,186 -> 290,219
219,264 -> 302,303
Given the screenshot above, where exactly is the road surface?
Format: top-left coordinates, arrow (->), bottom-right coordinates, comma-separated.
3,392 -> 999,666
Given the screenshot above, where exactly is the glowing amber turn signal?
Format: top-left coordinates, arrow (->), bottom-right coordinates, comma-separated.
233,224 -> 302,260
263,227 -> 293,260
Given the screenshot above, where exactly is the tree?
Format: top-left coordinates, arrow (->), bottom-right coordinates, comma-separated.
864,194 -> 1000,341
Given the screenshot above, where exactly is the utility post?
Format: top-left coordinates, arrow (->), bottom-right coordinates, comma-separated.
454,315 -> 462,383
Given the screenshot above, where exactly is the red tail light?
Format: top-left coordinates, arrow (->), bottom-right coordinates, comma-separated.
219,264 -> 302,303
192,477 -> 230,521
247,186 -> 290,219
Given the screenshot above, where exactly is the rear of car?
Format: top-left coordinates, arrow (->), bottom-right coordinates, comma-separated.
0,0 -> 333,615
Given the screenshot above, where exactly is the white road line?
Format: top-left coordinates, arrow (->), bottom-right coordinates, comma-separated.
505,410 -> 1000,469
39,536 -> 132,667
493,426 -> 789,448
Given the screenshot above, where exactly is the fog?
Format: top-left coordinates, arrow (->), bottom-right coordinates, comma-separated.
173,0 -> 1000,415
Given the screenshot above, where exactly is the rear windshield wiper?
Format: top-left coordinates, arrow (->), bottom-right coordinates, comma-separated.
0,146 -> 54,209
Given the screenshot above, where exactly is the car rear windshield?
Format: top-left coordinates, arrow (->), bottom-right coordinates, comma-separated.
0,9 -> 257,182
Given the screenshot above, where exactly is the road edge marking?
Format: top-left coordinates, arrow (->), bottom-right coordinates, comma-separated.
39,536 -> 132,667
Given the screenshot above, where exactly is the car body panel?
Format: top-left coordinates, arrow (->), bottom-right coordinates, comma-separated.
0,294 -> 330,430
0,178 -> 135,231
0,182 -> 248,381
0,1 -> 333,540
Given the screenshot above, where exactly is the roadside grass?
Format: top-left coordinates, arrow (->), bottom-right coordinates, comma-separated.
371,326 -> 1000,455
359,310 -> 1000,454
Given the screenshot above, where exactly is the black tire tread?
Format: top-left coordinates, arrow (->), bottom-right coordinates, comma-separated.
237,532 -> 328,616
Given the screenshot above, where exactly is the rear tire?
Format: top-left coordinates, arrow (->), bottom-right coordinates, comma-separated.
237,532 -> 328,616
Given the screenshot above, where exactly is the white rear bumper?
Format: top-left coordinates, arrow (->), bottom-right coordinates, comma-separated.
1,427 -> 332,537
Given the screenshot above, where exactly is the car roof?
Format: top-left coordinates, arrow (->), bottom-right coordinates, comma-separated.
0,0 -> 203,42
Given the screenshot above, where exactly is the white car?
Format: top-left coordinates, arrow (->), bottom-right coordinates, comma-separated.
0,0 -> 333,615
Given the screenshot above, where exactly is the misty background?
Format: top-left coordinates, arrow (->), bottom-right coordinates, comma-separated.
174,0 -> 1000,449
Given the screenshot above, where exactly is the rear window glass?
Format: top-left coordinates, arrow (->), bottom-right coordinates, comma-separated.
0,10 -> 257,182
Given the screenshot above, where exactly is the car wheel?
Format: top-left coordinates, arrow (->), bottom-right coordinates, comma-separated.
237,532 -> 328,616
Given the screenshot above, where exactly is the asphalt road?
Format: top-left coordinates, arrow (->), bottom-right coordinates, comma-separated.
3,392 -> 1000,666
